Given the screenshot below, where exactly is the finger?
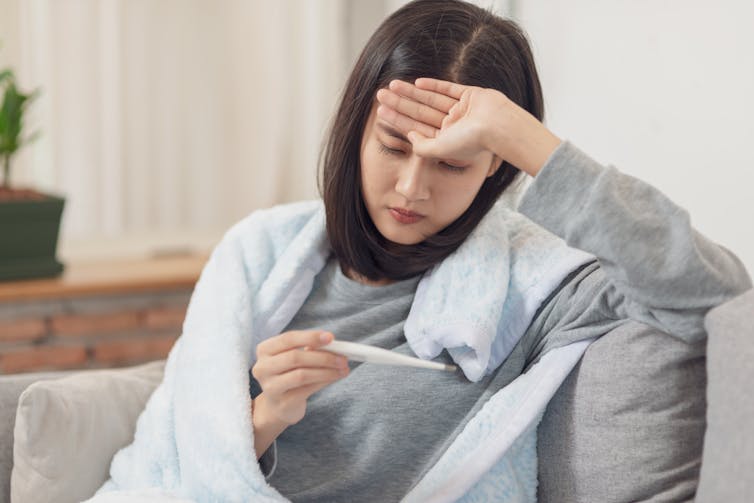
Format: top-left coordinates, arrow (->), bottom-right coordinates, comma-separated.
414,78 -> 467,100
376,88 -> 447,130
263,367 -> 348,396
387,80 -> 457,114
254,348 -> 348,380
376,104 -> 438,140
257,330 -> 333,357
406,130 -> 434,157
406,130 -> 456,161
283,374 -> 345,402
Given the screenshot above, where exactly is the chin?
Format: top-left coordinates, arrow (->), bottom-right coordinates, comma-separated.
378,222 -> 425,245
390,235 -> 423,246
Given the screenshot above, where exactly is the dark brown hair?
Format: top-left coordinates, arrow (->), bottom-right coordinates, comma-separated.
320,0 -> 544,281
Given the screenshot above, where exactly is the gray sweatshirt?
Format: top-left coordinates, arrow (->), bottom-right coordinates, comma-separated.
254,141 -> 751,502
519,141 -> 750,345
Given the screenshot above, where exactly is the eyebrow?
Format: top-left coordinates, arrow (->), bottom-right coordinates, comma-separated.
376,122 -> 410,143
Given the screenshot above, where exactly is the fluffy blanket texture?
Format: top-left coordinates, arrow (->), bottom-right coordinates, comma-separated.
86,199 -> 594,502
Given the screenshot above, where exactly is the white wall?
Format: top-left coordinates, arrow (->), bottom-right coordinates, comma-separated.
0,0 -> 20,69
3,0 -> 752,275
512,0 -> 754,276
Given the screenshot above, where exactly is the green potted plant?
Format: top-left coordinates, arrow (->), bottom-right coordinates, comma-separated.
0,67 -> 65,281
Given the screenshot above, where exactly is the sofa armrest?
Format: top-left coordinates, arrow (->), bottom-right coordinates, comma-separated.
8,360 -> 165,503
697,288 -> 754,502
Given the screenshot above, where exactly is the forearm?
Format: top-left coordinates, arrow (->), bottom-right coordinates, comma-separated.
518,141 -> 752,341
482,96 -> 561,178
251,393 -> 288,460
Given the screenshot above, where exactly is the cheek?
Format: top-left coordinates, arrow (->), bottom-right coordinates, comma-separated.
361,149 -> 395,199
360,164 -> 378,206
434,175 -> 487,217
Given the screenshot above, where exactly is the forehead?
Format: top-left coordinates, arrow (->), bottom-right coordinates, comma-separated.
376,122 -> 409,143
363,101 -> 409,142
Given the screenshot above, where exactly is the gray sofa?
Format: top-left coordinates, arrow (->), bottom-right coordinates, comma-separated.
1,371 -> 69,502
1,288 -> 752,503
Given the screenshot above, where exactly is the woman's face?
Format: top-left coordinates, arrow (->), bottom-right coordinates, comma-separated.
360,102 -> 498,245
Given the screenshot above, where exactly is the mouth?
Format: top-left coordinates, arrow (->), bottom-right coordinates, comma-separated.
389,207 -> 425,224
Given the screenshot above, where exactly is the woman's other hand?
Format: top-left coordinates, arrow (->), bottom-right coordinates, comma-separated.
376,78 -> 561,177
252,330 -> 349,425
250,330 -> 349,458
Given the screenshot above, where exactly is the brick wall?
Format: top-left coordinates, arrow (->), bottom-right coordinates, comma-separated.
0,289 -> 192,374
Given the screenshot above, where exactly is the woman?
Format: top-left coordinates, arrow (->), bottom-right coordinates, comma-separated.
94,1 -> 751,501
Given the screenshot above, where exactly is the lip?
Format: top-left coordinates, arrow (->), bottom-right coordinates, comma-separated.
389,207 -> 424,224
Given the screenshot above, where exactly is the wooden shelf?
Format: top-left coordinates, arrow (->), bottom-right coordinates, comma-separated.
0,254 -> 209,302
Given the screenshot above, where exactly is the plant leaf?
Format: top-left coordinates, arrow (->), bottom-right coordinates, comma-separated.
0,70 -> 40,164
0,82 -> 28,154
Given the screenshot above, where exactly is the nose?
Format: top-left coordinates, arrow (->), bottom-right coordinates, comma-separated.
395,155 -> 430,202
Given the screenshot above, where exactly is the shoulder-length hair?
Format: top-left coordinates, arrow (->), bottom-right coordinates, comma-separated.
320,0 -> 544,281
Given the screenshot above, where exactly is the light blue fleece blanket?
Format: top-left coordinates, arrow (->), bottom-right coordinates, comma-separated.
86,199 -> 594,503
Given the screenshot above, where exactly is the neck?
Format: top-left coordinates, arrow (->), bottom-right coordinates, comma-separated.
342,266 -> 394,286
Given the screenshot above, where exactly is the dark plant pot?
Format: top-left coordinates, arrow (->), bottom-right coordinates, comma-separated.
0,192 -> 65,281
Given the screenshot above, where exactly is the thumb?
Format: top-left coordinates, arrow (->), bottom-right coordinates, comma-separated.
407,130 -> 434,157
408,129 -> 457,160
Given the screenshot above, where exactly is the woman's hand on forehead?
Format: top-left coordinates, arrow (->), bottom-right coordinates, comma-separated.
376,78 -> 562,177
376,79 -> 458,135
375,78 -> 490,167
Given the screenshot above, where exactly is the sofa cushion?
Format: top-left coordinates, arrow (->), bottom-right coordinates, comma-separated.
10,360 -> 165,503
696,288 -> 754,502
538,320 -> 706,502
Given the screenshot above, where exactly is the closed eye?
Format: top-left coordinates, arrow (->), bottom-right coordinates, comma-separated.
379,143 -> 405,156
439,161 -> 466,173
379,143 -> 467,173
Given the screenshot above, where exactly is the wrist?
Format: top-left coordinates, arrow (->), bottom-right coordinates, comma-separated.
481,96 -> 511,158
517,129 -> 562,177
252,394 -> 288,458
253,393 -> 289,431
483,94 -> 561,177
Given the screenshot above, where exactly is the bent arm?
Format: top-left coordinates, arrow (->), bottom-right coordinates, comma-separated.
518,141 -> 752,342
375,78 -> 750,341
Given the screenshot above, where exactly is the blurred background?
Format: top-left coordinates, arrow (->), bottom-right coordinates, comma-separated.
0,0 -> 752,373
1,0 -> 752,266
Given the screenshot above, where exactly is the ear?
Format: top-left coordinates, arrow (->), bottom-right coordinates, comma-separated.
486,155 -> 502,177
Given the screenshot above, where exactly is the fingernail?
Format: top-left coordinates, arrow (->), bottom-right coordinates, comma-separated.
337,357 -> 348,368
320,332 -> 332,343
